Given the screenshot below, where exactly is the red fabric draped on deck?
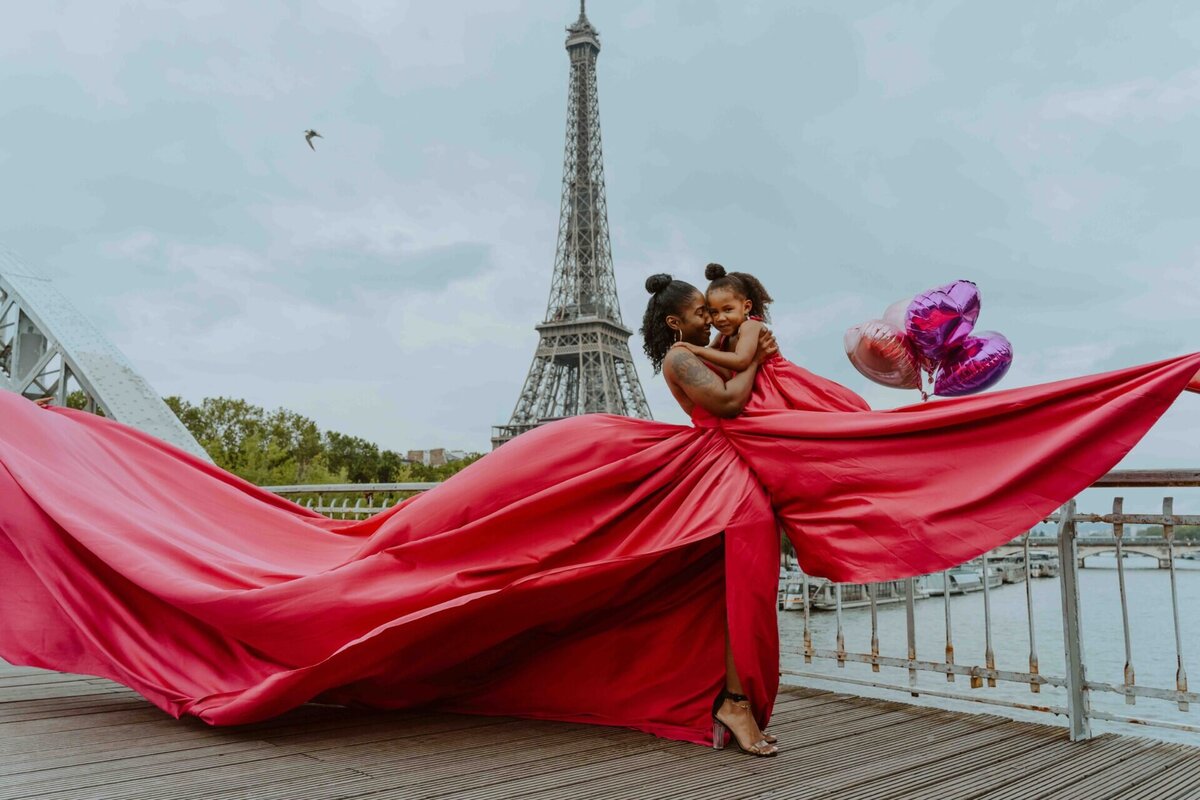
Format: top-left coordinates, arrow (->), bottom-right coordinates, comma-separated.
1,352 -> 1197,744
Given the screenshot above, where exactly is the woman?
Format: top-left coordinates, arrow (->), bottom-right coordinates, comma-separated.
1,275 -> 1198,754
642,272 -> 784,755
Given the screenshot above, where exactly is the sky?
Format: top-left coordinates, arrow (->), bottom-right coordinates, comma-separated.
2,1 -> 1199,489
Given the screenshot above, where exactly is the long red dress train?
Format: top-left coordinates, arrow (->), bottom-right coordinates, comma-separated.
1,351 -> 1198,745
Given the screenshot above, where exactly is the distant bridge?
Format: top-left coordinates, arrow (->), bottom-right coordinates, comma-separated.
993,537 -> 1200,568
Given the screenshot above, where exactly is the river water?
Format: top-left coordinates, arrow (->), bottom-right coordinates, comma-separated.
778,556 -> 1200,745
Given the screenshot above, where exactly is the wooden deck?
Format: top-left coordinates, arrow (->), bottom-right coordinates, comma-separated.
2,661 -> 1199,800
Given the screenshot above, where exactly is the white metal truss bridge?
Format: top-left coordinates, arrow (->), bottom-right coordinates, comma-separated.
0,247 -> 210,461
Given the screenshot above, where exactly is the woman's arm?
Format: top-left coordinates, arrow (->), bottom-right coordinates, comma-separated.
663,349 -> 760,418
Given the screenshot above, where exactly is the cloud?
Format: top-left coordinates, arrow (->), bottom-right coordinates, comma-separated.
101,231 -> 160,262
1007,341 -> 1120,387
1042,68 -> 1200,124
5,0 -> 1200,467
260,199 -> 474,261
853,5 -> 941,97
164,55 -> 298,100
772,293 -> 872,341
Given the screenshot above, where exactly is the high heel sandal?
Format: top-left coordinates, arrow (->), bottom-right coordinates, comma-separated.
711,690 -> 778,757
713,690 -> 777,744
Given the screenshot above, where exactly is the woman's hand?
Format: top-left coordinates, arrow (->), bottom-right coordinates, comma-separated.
756,327 -> 780,363
33,396 -> 55,408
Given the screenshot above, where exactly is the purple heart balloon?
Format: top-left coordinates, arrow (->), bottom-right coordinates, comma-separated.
905,280 -> 981,364
933,331 -> 1013,397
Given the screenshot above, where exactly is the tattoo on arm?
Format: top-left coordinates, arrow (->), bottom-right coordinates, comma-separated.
667,350 -> 722,391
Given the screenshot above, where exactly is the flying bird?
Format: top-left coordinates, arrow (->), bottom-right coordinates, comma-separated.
304,129 -> 322,151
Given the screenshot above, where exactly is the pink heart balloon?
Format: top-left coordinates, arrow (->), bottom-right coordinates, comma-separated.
882,297 -> 911,330
906,280 -> 981,364
844,320 -> 921,390
933,332 -> 1013,396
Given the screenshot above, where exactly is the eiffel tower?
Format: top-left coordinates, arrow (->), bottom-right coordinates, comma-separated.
492,2 -> 652,449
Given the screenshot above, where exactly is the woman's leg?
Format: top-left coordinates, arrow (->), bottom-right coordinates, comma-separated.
717,626 -> 778,753
724,626 -> 745,694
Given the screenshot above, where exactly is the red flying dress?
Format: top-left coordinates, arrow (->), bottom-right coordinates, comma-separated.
1,352 -> 1198,745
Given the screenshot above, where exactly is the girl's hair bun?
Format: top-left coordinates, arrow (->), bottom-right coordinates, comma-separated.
645,273 -> 673,294
704,263 -> 727,281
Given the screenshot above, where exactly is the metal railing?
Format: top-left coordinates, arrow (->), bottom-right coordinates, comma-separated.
263,482 -> 440,518
266,470 -> 1200,740
781,471 -> 1200,740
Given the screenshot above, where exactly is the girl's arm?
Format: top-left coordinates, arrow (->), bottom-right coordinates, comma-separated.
684,320 -> 763,372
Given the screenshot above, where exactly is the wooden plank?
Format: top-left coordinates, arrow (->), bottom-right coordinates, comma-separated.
767,703 -> 971,746
861,723 -> 1066,799
255,710 -> 514,750
0,682 -> 129,702
3,658 -> 1200,800
892,734 -> 1132,800
339,724 -> 673,790
0,742 -> 284,800
0,664 -> 93,680
972,735 -> 1176,800
304,723 -> 634,771
798,724 -> 1032,800
506,738 -> 743,800
275,716 -> 592,761
552,707 -> 1012,800
1045,742 -> 1196,800
412,748 -> 682,800
0,673 -> 105,689
1,706 -> 201,737
604,702 -> 1054,800
26,755 -> 374,800
1118,751 -> 1200,800
0,696 -> 155,724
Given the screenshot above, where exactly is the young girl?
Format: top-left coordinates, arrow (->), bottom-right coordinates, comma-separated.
676,263 -> 871,413
673,263 -> 773,373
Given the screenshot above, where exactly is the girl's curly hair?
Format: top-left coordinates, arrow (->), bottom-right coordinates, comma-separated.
640,273 -> 701,374
704,262 -> 773,322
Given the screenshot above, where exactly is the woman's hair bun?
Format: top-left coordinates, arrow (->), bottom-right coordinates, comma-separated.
704,263 -> 727,281
645,273 -> 672,294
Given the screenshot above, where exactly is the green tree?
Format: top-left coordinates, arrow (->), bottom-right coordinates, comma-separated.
263,408 -> 323,482
377,450 -> 405,483
165,394 -> 483,488
66,390 -> 90,410
1139,524 -> 1200,541
324,431 -> 381,484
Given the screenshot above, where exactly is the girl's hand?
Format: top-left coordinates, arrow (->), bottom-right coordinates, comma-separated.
670,341 -> 696,352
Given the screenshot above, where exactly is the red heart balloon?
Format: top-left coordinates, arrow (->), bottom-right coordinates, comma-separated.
844,320 -> 920,390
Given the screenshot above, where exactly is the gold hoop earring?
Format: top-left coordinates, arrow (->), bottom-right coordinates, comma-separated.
674,328 -> 681,343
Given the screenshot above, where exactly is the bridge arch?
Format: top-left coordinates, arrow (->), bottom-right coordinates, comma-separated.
1078,547 -> 1164,564
0,247 -> 210,461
